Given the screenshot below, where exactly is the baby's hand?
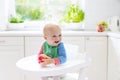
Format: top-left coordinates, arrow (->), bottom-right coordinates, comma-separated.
41,58 -> 55,67
38,54 -> 50,63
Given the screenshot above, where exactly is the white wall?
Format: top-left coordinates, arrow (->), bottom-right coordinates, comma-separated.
85,0 -> 120,30
0,0 -> 8,30
0,0 -> 15,31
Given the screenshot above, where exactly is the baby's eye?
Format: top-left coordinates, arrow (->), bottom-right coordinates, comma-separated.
59,34 -> 62,37
52,35 -> 57,37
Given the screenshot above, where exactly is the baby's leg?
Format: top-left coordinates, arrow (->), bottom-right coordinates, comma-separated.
41,77 -> 48,80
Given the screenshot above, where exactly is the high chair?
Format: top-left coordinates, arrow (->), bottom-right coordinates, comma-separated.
16,44 -> 91,80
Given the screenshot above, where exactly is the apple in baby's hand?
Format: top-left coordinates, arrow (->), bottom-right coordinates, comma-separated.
38,54 -> 48,63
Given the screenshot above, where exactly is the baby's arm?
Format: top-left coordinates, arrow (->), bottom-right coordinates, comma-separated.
38,44 -> 54,67
38,45 -> 50,63
38,45 -> 44,63
53,42 -> 67,65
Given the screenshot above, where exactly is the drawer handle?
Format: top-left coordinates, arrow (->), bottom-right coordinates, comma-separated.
0,40 -> 6,43
86,37 -> 90,40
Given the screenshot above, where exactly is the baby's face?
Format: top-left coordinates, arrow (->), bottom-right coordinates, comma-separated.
45,29 -> 62,46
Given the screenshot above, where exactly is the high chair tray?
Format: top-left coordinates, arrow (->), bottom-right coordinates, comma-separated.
16,55 -> 87,77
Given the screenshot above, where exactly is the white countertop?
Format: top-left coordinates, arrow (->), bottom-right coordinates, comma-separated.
0,30 -> 120,38
0,31 -> 108,37
107,32 -> 120,38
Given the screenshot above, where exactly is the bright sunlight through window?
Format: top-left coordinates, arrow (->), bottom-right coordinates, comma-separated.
8,0 -> 85,30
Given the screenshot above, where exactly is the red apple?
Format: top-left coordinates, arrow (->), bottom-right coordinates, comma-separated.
38,54 -> 48,63
97,24 -> 104,32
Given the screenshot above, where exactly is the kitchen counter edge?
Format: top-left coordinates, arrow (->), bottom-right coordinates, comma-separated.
0,31 -> 109,37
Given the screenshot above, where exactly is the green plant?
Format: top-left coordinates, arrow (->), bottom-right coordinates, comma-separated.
9,15 -> 24,23
61,4 -> 85,23
28,7 -> 44,20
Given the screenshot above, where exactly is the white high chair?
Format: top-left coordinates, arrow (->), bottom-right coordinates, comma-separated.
16,44 -> 91,80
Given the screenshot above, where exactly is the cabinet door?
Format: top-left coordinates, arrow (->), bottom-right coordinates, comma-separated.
25,37 -> 44,56
85,37 -> 107,80
62,36 -> 85,53
108,37 -> 120,80
0,37 -> 24,80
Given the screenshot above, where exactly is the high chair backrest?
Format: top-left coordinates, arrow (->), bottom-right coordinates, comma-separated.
64,44 -> 91,64
64,44 -> 82,61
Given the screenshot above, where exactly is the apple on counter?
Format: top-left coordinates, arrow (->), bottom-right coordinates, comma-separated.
97,24 -> 105,32
97,21 -> 108,32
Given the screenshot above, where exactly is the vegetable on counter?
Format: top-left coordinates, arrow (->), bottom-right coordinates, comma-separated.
61,4 -> 84,23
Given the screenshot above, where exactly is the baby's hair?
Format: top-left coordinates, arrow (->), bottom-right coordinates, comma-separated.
43,23 -> 61,35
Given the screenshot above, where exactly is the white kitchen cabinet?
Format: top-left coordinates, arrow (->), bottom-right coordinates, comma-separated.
62,36 -> 85,53
0,37 -> 24,80
108,37 -> 120,80
25,37 -> 44,56
25,36 -> 85,56
85,37 -> 107,80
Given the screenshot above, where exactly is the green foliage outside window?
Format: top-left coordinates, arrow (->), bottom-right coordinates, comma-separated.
15,0 -> 84,22
9,15 -> 24,23
16,6 -> 44,20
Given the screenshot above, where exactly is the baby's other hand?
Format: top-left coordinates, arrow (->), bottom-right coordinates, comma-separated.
41,58 -> 55,67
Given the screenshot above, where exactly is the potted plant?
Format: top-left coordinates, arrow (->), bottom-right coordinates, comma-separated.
8,15 -> 24,30
60,4 -> 85,30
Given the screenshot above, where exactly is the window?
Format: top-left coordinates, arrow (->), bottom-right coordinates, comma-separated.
9,0 -> 85,30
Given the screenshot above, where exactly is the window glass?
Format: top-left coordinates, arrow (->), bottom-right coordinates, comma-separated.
15,0 -> 84,22
11,0 -> 85,30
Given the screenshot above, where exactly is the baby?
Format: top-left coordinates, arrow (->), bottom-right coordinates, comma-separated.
38,23 -> 67,80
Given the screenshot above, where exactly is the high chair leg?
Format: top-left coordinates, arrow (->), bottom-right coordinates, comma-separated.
53,76 -> 59,80
41,77 -> 48,80
78,66 -> 88,80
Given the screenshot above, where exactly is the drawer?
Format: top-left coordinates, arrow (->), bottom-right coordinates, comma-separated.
0,37 -> 24,45
85,37 -> 107,41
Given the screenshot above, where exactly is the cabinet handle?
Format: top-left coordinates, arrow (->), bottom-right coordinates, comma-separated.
0,40 -> 6,43
86,37 -> 90,40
